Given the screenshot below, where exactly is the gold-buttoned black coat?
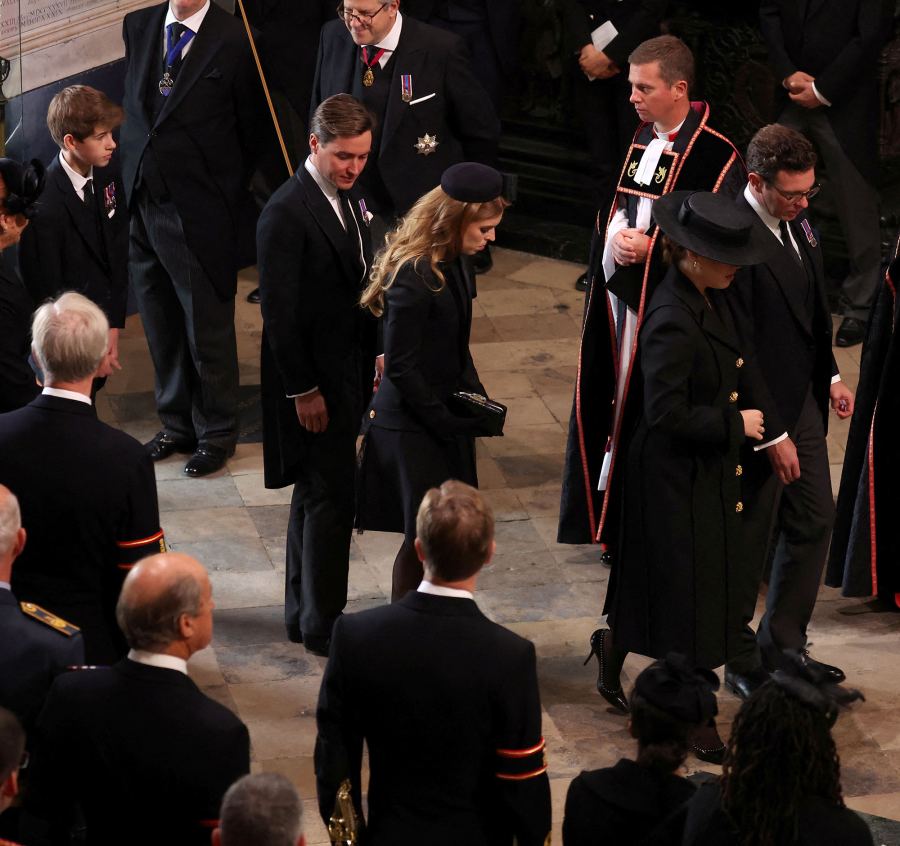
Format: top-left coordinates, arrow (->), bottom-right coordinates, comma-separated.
607,268 -> 757,669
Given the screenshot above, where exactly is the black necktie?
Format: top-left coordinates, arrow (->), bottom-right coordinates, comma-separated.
779,220 -> 802,267
83,179 -> 107,258
339,191 -> 365,275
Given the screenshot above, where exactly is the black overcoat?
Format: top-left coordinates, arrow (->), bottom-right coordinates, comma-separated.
827,238 -> 900,608
315,590 -> 552,845
23,659 -> 250,844
0,252 -> 39,413
608,269 -> 749,669
18,156 -> 129,328
257,166 -> 375,489
357,258 -> 484,537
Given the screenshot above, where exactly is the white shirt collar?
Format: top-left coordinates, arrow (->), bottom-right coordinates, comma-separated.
417,579 -> 474,600
0,582 -> 10,591
128,649 -> 189,676
305,156 -> 339,201
744,183 -> 782,236
375,11 -> 403,54
42,387 -> 92,406
58,151 -> 93,195
653,116 -> 686,142
165,0 -> 210,34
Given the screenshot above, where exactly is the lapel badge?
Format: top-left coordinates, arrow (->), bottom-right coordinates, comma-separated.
358,198 -> 374,226
800,219 -> 818,248
401,74 -> 413,103
415,133 -> 439,156
103,183 -> 116,214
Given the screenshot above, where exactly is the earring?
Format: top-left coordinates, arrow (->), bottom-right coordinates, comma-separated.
692,259 -> 700,272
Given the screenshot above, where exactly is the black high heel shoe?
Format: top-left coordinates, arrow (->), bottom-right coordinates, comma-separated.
691,718 -> 726,766
584,629 -> 628,713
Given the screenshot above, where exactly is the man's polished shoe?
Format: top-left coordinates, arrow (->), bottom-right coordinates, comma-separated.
835,316 -> 865,347
574,272 -> 588,292
145,431 -> 195,462
183,444 -> 235,477
246,287 -> 261,304
724,666 -> 770,700
304,633 -> 331,658
799,649 -> 846,684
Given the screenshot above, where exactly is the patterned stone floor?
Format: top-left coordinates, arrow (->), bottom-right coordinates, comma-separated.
98,248 -> 900,844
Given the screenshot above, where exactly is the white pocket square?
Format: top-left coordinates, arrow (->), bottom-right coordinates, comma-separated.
408,92 -> 436,105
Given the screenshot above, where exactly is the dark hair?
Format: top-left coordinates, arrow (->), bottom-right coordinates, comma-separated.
416,480 -> 494,581
46,85 -> 123,147
661,234 -> 688,266
628,35 -> 695,91
630,692 -> 693,773
721,682 -> 844,846
0,158 -> 45,219
745,124 -> 817,183
0,707 -> 24,783
310,93 -> 375,145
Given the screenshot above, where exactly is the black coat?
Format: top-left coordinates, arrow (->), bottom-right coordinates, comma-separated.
827,238 -> 900,606
724,197 -> 838,444
18,156 -> 129,328
0,588 -> 84,735
682,780 -> 874,845
357,258 -> 484,536
257,166 -> 375,489
758,0 -> 892,185
315,590 -> 552,846
562,759 -> 695,846
559,0 -> 669,66
608,270 -> 750,669
23,659 -> 250,845
312,16 -> 499,215
559,102 -> 746,546
0,396 -> 163,665
120,1 -> 264,298
0,252 -> 39,413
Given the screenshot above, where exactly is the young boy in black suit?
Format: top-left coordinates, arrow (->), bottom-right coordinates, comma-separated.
18,85 -> 129,383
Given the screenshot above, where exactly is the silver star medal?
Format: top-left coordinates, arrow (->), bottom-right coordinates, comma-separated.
415,133 -> 439,156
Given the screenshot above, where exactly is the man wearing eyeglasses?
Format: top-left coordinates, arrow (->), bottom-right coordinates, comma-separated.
311,0 -> 499,228
723,124 -> 854,701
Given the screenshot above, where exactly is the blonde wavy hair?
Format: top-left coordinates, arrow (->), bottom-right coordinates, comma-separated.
360,186 -> 508,316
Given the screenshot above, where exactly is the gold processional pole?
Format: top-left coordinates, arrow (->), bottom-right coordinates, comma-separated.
234,0 -> 293,178
328,778 -> 360,845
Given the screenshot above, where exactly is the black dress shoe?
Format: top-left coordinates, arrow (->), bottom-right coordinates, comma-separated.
145,431 -> 195,462
246,287 -> 261,304
724,666 -> 770,700
286,625 -> 303,644
304,633 -> 331,658
799,649 -> 846,684
835,316 -> 864,347
575,272 -> 588,292
183,444 -> 235,477
584,629 -> 628,713
691,718 -> 726,765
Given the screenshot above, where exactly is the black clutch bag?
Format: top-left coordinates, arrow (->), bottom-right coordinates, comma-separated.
448,391 -> 507,437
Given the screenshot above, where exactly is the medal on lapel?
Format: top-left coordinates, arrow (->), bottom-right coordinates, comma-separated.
800,219 -> 818,248
415,134 -> 439,156
158,72 -> 175,96
401,74 -> 413,102
361,46 -> 386,87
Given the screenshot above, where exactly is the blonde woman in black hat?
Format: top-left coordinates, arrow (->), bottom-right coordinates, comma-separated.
0,158 -> 44,412
359,163 -> 509,600
585,190 -> 768,763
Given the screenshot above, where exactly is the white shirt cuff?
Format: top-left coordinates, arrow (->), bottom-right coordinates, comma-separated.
812,82 -> 831,106
287,386 -> 319,398
754,431 -> 789,452
831,374 -> 841,385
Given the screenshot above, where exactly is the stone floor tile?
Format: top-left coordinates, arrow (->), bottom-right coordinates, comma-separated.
227,442 -> 265,475
528,366 -> 577,394
259,755 -> 320,800
476,452 -> 507,490
161,506 -> 259,544
845,793 -> 900,821
263,538 -> 287,572
508,258 -> 585,291
229,676 -> 323,718
473,338 -> 581,374
476,285 -> 561,317
496,453 -> 565,487
209,570 -> 284,610
245,716 -> 317,759
477,582 -> 606,624
154,454 -> 194,481
479,369 -> 536,399
234,472 -> 294,506
157,475 -> 244,511
187,645 -> 226,688
480,489 -> 529,522
542,391 -> 575,426
213,605 -> 287,647
485,246 -> 537,278
489,313 -> 580,342
504,396 -> 558,427
483,423 -> 567,458
470,315 -> 502,343
169,536 -> 274,572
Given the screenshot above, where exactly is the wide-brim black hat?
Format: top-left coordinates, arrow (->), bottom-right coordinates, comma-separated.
652,190 -> 769,266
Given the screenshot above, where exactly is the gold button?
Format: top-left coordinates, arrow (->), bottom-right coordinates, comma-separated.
735,464 -> 743,476
369,409 -> 376,419
736,357 -> 744,368
735,501 -> 744,513
729,391 -> 739,403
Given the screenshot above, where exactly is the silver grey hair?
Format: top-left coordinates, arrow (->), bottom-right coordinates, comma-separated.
31,291 -> 108,383
0,487 -> 21,558
116,567 -> 202,651
219,773 -> 302,846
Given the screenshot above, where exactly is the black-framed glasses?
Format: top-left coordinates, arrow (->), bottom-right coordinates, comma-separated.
768,181 -> 821,202
336,3 -> 387,26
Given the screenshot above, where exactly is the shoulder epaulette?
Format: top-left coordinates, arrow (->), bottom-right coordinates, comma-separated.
19,601 -> 81,637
